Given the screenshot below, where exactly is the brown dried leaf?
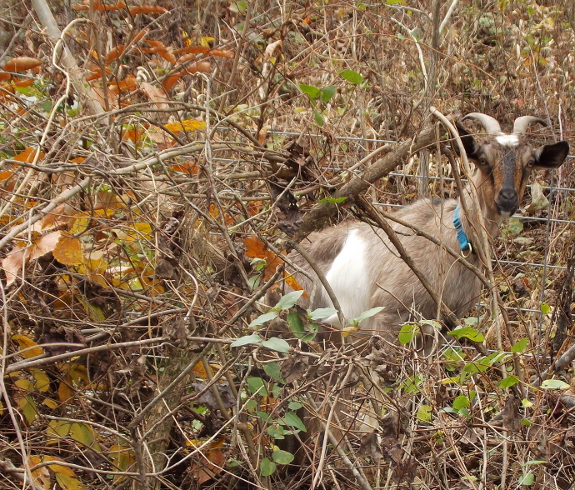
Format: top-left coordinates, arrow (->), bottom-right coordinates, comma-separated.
31,231 -> 62,260
2,248 -> 28,286
53,234 -> 83,265
3,57 -> 42,72
140,81 -> 169,108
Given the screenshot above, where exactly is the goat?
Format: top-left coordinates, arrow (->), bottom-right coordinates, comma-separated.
286,114 -> 569,346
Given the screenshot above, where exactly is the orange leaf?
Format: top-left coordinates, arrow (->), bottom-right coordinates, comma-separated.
13,147 -> 45,163
169,160 -> 198,174
284,273 -> 308,298
243,236 -> 285,280
129,5 -> 167,15
144,40 -> 176,64
108,73 -> 137,93
132,28 -> 149,43
12,78 -> 35,87
173,45 -> 210,55
184,61 -> 211,74
0,71 -> 12,80
209,49 -> 234,58
162,71 -> 183,91
3,57 -> 42,72
105,45 -> 125,65
53,234 -> 83,265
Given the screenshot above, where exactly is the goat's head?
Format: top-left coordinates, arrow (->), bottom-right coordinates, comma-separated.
456,113 -> 569,220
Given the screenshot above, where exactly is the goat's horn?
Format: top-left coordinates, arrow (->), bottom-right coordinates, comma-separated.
513,116 -> 547,134
462,113 -> 503,135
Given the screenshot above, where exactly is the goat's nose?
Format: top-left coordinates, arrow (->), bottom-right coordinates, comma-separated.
499,188 -> 517,203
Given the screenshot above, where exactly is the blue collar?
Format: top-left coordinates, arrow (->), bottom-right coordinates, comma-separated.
453,203 -> 472,255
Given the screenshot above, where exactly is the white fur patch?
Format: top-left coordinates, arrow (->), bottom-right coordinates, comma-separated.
322,229 -> 371,326
495,134 -> 519,147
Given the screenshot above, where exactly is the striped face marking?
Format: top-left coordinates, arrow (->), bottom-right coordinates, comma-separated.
495,134 -> 519,147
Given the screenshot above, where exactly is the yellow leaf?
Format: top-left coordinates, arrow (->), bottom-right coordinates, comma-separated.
47,420 -> 71,444
110,444 -> 135,472
12,334 -> 44,358
31,368 -> 50,392
55,473 -> 84,490
53,234 -> 83,265
28,455 -> 51,489
58,381 -> 75,402
14,378 -> 34,392
199,36 -> 215,46
0,400 -> 3,415
341,325 -> 359,338
43,398 -> 59,410
70,422 -> 102,452
69,213 -> 91,235
16,394 -> 37,424
164,119 -> 206,132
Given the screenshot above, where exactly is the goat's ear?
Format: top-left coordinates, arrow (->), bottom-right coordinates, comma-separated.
535,141 -> 569,169
455,121 -> 480,159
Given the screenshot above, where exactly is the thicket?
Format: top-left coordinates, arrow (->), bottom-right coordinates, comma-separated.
0,1 -> 574,489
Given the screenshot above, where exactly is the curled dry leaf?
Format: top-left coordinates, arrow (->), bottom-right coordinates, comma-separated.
105,45 -> 125,65
129,5 -> 167,15
3,57 -> 42,72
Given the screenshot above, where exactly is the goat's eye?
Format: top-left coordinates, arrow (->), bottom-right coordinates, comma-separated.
478,157 -> 488,166
527,159 -> 536,167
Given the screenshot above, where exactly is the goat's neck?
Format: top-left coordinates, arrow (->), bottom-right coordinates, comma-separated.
460,176 -> 503,240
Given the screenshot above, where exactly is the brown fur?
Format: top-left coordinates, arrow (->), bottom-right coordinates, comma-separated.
283,124 -> 569,345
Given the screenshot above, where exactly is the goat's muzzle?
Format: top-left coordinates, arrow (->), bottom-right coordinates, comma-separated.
496,187 -> 518,217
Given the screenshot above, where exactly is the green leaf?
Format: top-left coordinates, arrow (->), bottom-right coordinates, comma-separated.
540,379 -> 570,390
308,307 -> 338,320
511,338 -> 529,353
518,472 -> 535,486
354,306 -> 384,324
499,376 -> 520,388
264,362 -> 284,384
452,395 -> 470,410
398,324 -> 419,345
261,337 -> 290,353
299,84 -> 320,99
231,333 -> 262,348
282,411 -> 307,432
276,290 -> 304,310
339,69 -> 364,84
267,425 -> 285,439
314,110 -> 324,126
249,311 -> 279,328
288,401 -> 302,410
417,405 -> 432,422
448,326 -> 485,342
320,86 -> 336,103
523,460 -> 547,466
540,302 -> 551,315
272,450 -> 294,465
260,458 -> 277,476
287,311 -> 318,342
247,377 -> 268,396
317,197 -> 347,205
